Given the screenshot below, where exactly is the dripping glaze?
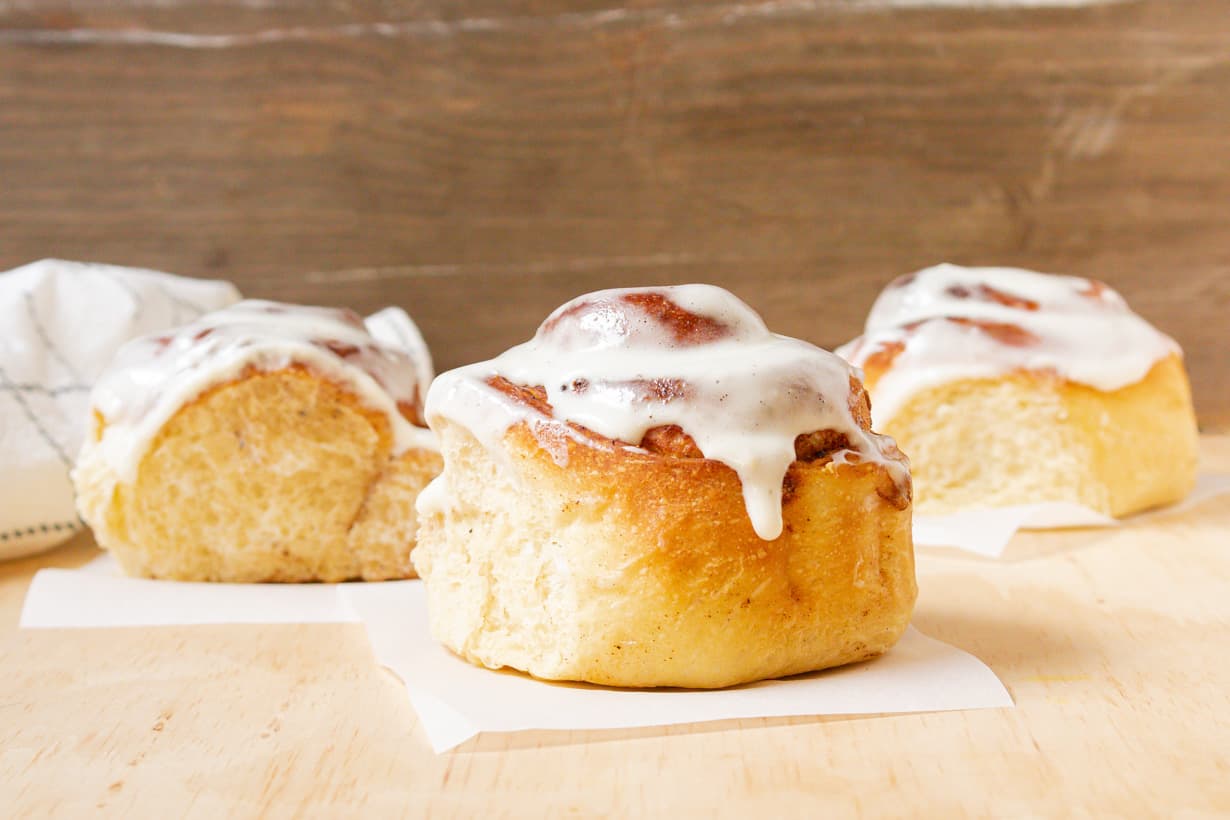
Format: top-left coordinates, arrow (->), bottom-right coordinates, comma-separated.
87,299 -> 437,481
421,284 -> 909,540
837,264 -> 1181,427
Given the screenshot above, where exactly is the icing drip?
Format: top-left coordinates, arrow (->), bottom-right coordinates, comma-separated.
88,299 -> 437,481
424,284 -> 909,541
837,264 -> 1181,427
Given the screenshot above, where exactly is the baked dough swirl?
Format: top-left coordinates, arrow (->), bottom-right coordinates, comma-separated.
423,284 -> 909,540
414,285 -> 916,688
74,300 -> 440,582
839,265 -> 1198,517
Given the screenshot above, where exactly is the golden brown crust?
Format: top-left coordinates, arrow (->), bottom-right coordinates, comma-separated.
484,374 -> 881,470
414,413 -> 916,689
845,373 -> 874,429
638,424 -> 705,458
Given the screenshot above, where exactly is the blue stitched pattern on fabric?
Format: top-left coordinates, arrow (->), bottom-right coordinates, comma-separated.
0,520 -> 82,541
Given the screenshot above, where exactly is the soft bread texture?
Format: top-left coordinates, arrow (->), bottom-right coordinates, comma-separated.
75,367 -> 441,582
861,354 -> 1198,517
414,418 -> 916,689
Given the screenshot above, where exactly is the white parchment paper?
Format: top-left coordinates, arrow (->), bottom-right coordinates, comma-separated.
340,582 -> 1012,753
913,472 -> 1230,558
20,555 -> 358,626
19,557 -> 1013,753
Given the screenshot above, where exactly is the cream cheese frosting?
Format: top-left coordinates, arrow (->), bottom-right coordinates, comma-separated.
837,264 -> 1181,427
422,284 -> 909,540
85,299 -> 437,481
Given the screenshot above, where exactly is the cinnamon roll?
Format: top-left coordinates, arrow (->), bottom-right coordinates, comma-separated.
838,264 -> 1198,517
73,300 -> 441,582
414,285 -> 915,689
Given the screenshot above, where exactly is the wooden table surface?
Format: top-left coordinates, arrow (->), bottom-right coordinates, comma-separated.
2,437 -> 1228,816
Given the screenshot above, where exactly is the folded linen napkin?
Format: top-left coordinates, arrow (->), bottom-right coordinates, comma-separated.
0,259 -> 239,560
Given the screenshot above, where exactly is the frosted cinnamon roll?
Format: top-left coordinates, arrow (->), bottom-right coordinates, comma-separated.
414,284 -> 915,689
73,300 -> 441,582
838,264 -> 1198,517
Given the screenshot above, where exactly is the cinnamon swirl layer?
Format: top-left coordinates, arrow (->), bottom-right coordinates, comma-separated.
837,264 -> 1181,426
423,284 -> 909,540
87,300 -> 437,481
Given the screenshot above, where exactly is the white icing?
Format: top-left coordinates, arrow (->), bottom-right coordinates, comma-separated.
88,299 -> 437,481
363,306 -> 435,411
836,264 -> 1181,427
423,284 -> 909,541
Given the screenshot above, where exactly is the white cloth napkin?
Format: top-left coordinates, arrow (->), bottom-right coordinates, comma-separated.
0,259 -> 239,561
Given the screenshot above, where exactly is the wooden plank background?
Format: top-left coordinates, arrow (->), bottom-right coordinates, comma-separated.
1,0 -> 1227,426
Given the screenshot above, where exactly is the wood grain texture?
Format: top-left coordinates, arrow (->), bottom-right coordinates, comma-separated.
0,0 -> 1228,428
2,435 -> 1230,816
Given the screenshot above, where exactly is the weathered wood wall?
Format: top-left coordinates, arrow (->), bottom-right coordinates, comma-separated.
1,0 -> 1227,425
